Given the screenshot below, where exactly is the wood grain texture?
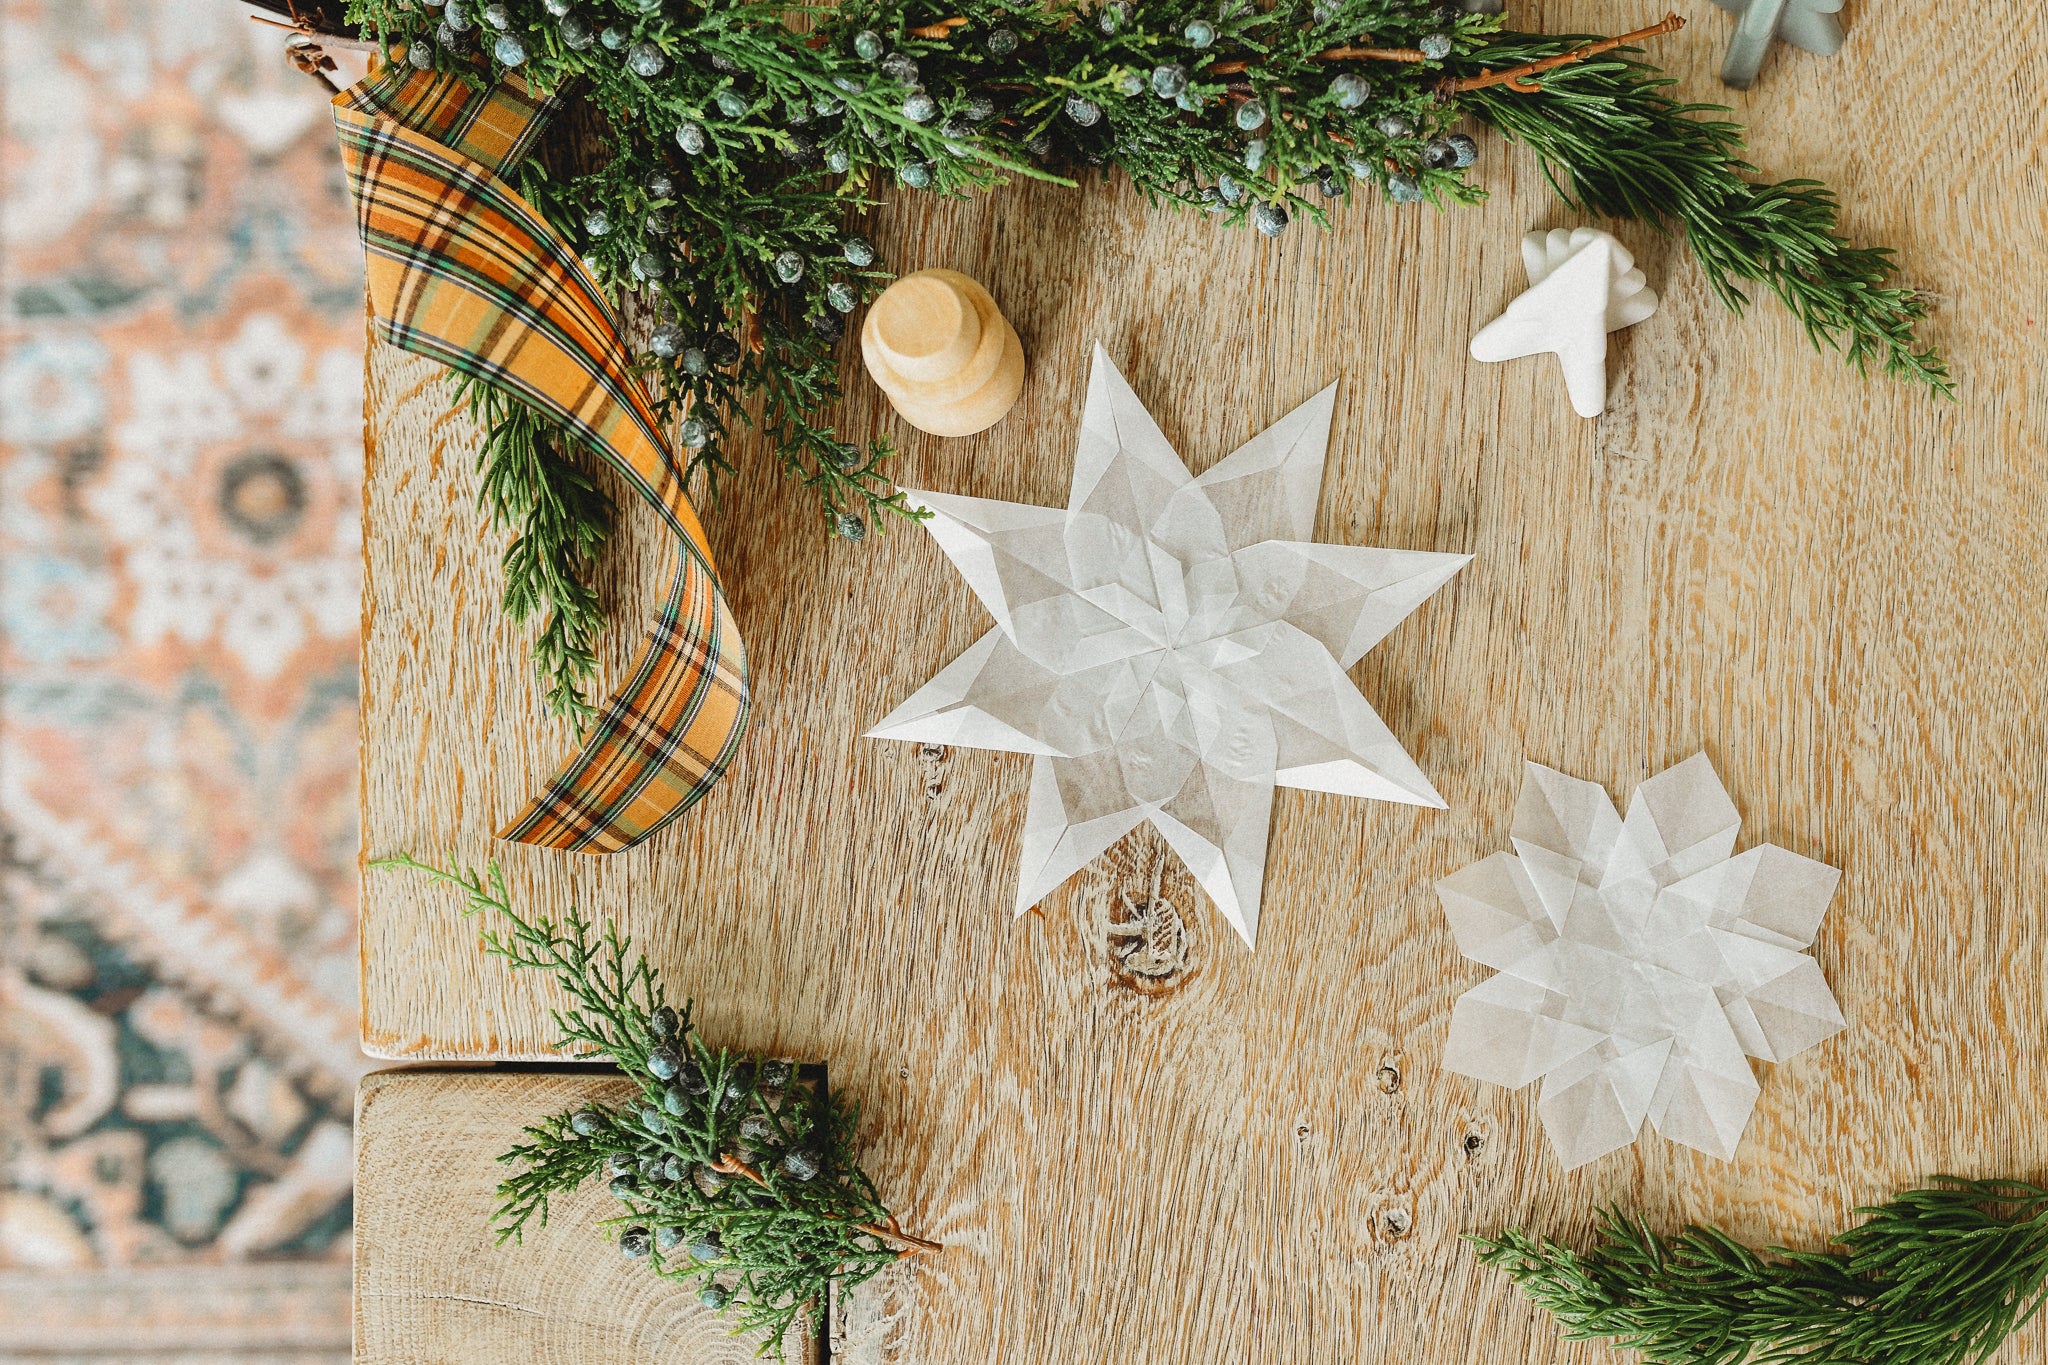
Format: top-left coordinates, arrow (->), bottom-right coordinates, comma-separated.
353,1072 -> 815,1364
359,3 -> 2048,1360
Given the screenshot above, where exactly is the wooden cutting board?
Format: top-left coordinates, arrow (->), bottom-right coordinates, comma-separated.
355,4 -> 2048,1359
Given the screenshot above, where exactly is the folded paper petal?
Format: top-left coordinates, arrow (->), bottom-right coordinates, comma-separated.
334,66 -> 748,852
1622,752 -> 1742,882
1648,1055 -> 1759,1160
1188,382 -> 1335,549
1444,973 -> 1604,1091
1512,761 -> 1622,882
1228,542 -> 1471,669
1537,1039 -> 1670,1170
1436,852 -> 1547,971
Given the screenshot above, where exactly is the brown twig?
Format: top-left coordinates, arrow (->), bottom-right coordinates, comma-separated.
855,1216 -> 944,1257
1316,45 -> 1430,64
1211,44 -> 1425,76
252,6 -> 378,94
709,1155 -> 942,1258
907,16 -> 971,39
1442,12 -> 1685,94
285,37 -> 342,94
249,12 -> 378,51
710,1153 -> 769,1186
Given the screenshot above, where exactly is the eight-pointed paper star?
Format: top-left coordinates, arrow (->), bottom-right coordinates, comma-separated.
868,344 -> 1471,947
1435,754 -> 1846,1169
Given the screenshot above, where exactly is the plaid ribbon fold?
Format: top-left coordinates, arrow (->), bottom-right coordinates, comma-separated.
335,65 -> 748,852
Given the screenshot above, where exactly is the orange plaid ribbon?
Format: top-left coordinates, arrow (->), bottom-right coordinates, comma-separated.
334,65 -> 748,852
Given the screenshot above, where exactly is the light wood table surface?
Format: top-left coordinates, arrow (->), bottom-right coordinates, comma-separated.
355,3 -> 2048,1360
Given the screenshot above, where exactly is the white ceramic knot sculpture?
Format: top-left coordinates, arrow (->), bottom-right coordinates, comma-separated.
860,268 -> 1025,437
1469,227 -> 1659,419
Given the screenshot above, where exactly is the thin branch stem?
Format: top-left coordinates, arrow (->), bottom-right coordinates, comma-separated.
1444,12 -> 1686,94
856,1217 -> 943,1257
711,1155 -> 942,1257
1211,44 -> 1425,76
711,1153 -> 768,1186
249,13 -> 379,50
1317,45 -> 1429,63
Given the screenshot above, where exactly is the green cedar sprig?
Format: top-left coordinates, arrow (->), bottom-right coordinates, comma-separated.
1474,1179 -> 2048,1365
372,853 -> 931,1353
459,376 -> 614,721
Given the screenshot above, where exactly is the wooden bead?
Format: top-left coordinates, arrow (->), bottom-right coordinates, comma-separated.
860,268 -> 1024,437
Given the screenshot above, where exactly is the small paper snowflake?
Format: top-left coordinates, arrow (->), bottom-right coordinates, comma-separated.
1435,754 -> 1845,1169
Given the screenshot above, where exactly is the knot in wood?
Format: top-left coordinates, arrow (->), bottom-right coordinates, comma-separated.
1107,858 -> 1194,994
916,741 -> 949,799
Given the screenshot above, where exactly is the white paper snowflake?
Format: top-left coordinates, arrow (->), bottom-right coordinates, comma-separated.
1435,754 -> 1846,1169
870,344 -> 1471,947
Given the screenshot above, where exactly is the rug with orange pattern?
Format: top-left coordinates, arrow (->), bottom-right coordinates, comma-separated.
2,2 -> 364,1354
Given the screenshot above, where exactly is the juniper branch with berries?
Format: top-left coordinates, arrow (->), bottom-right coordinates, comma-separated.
372,853 -> 935,1351
310,0 -> 1948,717
1475,1179 -> 2048,1365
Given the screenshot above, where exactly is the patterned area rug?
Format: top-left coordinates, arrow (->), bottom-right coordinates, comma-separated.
2,1 -> 364,1353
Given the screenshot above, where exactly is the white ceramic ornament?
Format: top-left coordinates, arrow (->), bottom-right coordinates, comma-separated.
1714,0 -> 1845,90
1469,227 -> 1659,419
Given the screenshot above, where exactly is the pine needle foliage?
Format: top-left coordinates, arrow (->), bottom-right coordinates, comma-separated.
1474,1179 -> 2048,1365
372,853 -> 927,1353
339,0 -> 1948,713
459,377 -> 614,721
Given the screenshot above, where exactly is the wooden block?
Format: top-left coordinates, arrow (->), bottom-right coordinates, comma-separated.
860,268 -> 1024,436
354,1071 -> 817,1364
359,4 -> 2048,1359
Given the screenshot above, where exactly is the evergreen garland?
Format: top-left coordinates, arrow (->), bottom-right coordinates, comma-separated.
324,0 -> 1947,715
1475,1179 -> 2048,1365
373,853 -> 936,1350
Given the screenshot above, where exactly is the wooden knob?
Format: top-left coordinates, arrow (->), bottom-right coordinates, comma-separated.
861,269 -> 1024,438
871,273 -> 982,383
